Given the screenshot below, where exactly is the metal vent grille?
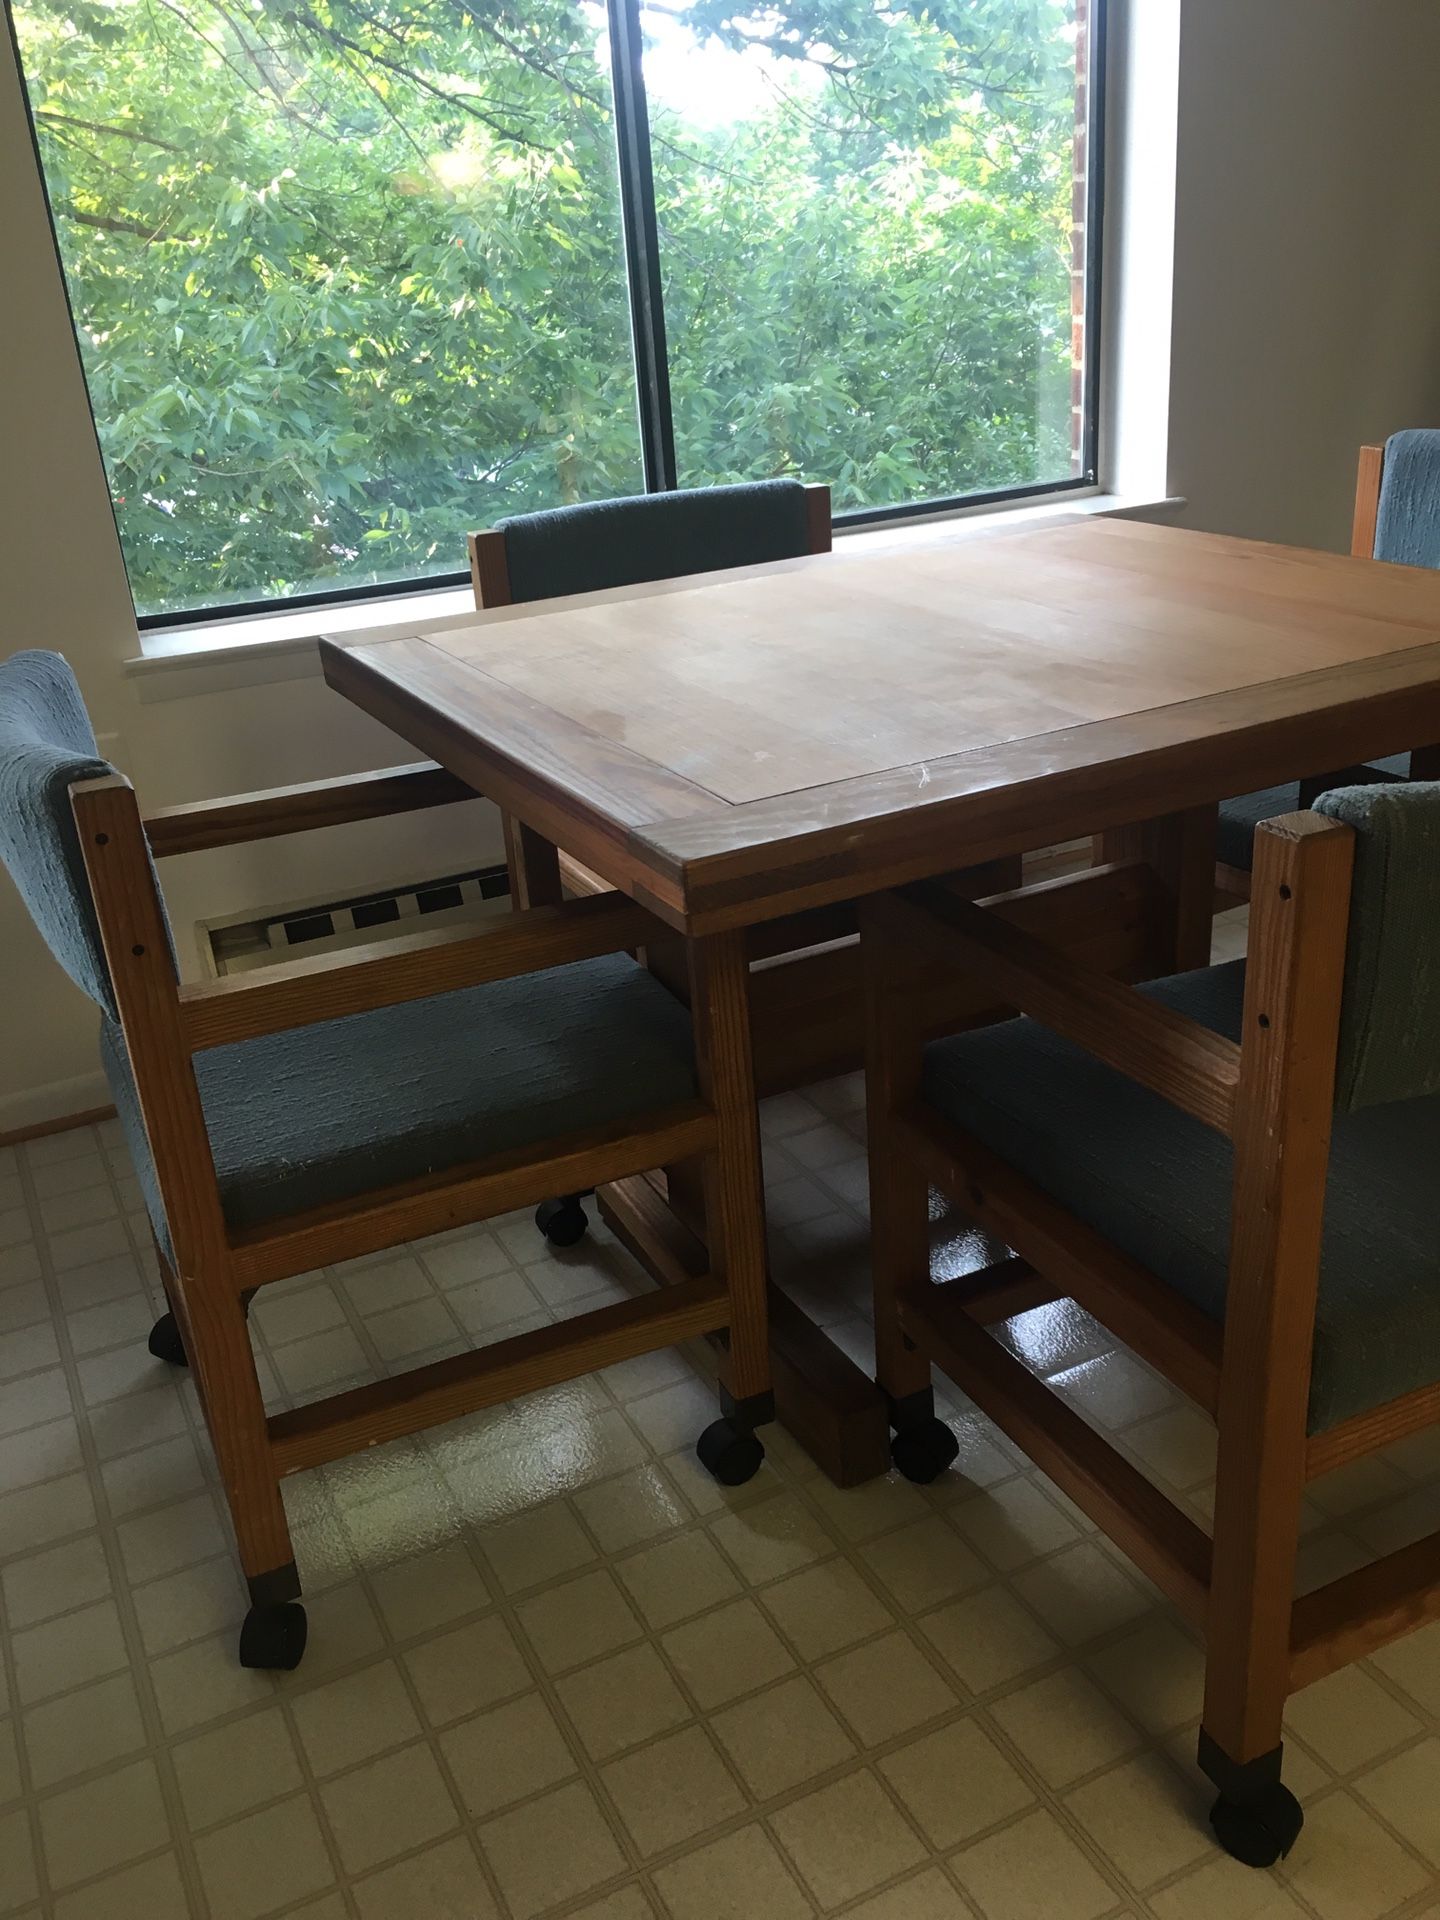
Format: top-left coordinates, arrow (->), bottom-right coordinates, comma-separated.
205,864 -> 511,976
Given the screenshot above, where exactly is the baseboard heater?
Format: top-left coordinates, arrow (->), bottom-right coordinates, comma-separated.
202,864 -> 512,977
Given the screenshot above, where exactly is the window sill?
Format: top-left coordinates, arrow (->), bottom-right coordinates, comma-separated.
124,488 -> 1183,696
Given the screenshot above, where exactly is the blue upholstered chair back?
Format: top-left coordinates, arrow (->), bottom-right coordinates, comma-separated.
0,651 -> 125,1018
1313,780 -> 1440,1112
1375,430 -> 1440,568
496,478 -> 813,603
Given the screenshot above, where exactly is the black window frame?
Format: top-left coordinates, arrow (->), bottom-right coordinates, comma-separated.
13,0 -> 1106,631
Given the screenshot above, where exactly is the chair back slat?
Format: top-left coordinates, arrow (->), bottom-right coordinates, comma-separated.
1375,430 -> 1440,569
1313,780 -> 1440,1110
496,478 -> 813,604
0,650 -> 123,1015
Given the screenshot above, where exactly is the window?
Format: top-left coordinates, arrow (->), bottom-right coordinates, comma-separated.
14,0 -> 1103,622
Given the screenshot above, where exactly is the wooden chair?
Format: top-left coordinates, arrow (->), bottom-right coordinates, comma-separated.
0,650 -> 773,1670
1211,431 -> 1440,900
467,479 -> 832,910
862,783 -> 1440,1868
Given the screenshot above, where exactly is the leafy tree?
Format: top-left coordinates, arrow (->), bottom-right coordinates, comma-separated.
15,0 -> 1083,615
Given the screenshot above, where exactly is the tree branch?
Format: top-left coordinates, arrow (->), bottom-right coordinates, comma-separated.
36,109 -> 185,154
58,204 -> 199,243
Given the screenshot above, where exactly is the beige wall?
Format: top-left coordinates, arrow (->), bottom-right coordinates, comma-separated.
1163,0 -> 1440,549
4,0 -> 1440,1119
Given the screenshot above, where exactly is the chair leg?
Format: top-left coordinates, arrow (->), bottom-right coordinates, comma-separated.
861,896 -> 958,1484
1198,811 -> 1351,1867
175,1272 -> 307,1671
689,931 -> 772,1485
534,1194 -> 590,1247
1197,1455 -> 1305,1868
147,1235 -> 189,1367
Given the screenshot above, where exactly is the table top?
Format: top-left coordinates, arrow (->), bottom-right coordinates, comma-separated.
321,517 -> 1440,933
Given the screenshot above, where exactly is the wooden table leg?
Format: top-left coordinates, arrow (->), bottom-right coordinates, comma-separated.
1095,804 -> 1219,972
504,816 -> 564,909
599,1173 -> 891,1487
502,850 -> 889,1485
607,923 -> 890,1486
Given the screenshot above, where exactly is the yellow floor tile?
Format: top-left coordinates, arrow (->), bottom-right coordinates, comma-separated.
759,1557 -> 897,1662
291,1660 -> 424,1776
711,1674 -> 857,1799
653,1825 -> 814,1920
353,1835 -> 501,1920
441,1691 -> 578,1818
815,1629 -> 958,1746
600,1723 -> 747,1856
661,1595 -> 795,1710
1279,1790 -> 1432,1920
951,1807 -> 1119,1920
880,1714 -> 1034,1849
175,1706 -> 306,1827
770,1769 -> 927,1908
194,1793 -> 337,1920
478,1780 -> 628,1918
918,1585 -> 1060,1696
318,1742 -> 458,1875
1354,1738 -> 1440,1867
555,1642 -> 690,1761
37,1756 -> 170,1890
402,1613 -> 531,1728
516,1567 -> 644,1675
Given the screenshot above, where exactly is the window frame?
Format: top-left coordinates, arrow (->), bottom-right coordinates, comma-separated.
33,0 -> 1104,632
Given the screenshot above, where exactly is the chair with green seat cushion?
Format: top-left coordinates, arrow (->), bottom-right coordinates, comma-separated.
0,649 -> 774,1674
866,776 -> 1440,1866
489,478 -> 821,605
1216,430 -> 1440,879
926,778 -> 1440,1435
102,951 -> 698,1257
922,953 -> 1440,1434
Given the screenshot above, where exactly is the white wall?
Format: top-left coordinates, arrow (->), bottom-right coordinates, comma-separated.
4,0 -> 1440,1122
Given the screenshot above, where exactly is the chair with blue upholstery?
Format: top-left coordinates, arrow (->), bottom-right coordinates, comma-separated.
0,649 -> 774,1670
861,778 -> 1440,1867
467,478 -> 832,913
1213,431 -> 1440,895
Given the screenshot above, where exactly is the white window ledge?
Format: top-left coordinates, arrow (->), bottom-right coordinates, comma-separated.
124,488 -> 1183,697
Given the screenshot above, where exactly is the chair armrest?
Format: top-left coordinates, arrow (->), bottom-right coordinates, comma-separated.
145,762 -> 477,857
897,878 -> 1241,1135
178,890 -> 663,1051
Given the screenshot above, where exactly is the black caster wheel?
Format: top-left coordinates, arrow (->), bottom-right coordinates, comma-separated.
891,1417 -> 960,1484
238,1601 -> 308,1672
147,1310 -> 188,1368
696,1418 -> 765,1487
535,1196 -> 588,1248
1210,1784 -> 1304,1868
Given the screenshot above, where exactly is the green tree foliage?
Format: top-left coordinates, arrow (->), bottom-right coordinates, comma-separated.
16,0 -> 1082,615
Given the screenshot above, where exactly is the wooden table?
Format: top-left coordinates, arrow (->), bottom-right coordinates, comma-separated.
322,516 -> 1440,1482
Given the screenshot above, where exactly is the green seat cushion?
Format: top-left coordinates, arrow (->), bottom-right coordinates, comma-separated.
923,961 -> 1440,1433
105,952 -> 696,1249
1217,757 -> 1409,872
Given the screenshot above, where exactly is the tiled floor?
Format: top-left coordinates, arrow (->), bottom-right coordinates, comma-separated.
4,948 -> 1440,1917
